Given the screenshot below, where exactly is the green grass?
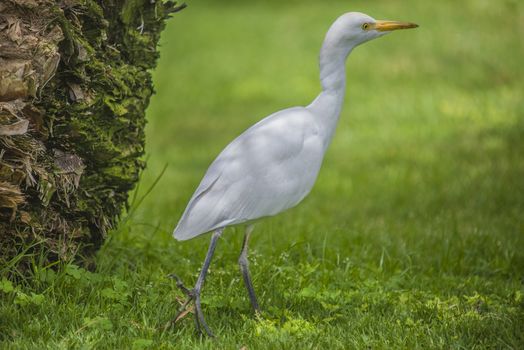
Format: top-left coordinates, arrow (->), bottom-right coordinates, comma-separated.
2,0 -> 524,348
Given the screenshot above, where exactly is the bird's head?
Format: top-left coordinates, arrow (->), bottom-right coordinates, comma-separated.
326,12 -> 418,49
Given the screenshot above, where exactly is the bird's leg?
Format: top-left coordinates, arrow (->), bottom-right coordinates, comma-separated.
172,228 -> 223,337
238,224 -> 261,314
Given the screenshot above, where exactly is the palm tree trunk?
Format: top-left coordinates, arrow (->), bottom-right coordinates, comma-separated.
0,0 -> 184,267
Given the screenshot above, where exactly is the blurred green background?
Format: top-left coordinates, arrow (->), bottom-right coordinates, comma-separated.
145,0 -> 523,236
140,0 -> 524,346
2,0 -> 523,348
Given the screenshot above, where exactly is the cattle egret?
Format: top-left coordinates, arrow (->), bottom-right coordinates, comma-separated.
170,12 -> 418,336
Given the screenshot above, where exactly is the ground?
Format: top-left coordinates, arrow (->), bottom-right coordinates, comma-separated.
1,0 -> 523,348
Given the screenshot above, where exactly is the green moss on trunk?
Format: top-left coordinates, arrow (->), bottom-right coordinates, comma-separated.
0,0 -> 185,267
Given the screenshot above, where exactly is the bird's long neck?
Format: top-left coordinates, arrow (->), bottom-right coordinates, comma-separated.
319,39 -> 352,93
307,33 -> 353,149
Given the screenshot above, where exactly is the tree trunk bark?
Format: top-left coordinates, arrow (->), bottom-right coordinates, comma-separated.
0,0 -> 184,267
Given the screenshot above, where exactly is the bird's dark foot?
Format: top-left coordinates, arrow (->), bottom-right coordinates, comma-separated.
254,305 -> 262,316
168,274 -> 215,337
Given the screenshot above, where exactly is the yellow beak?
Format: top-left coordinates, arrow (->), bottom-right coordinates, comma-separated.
374,20 -> 418,32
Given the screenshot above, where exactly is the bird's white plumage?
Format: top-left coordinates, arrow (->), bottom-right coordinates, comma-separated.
173,12 -> 415,241
174,107 -> 325,240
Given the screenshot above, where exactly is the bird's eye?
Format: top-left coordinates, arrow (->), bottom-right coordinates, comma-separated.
362,23 -> 370,30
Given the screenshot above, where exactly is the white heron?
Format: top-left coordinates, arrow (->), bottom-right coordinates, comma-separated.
170,12 -> 418,336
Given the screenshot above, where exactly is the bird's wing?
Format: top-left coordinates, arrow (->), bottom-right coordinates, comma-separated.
173,107 -> 321,240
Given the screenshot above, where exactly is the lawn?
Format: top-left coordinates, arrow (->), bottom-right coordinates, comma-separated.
1,0 -> 523,348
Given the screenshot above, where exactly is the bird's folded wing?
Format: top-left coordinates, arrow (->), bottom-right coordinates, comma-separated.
173,107 -> 319,240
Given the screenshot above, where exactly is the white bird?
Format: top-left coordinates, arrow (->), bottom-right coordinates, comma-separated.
170,12 -> 417,336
